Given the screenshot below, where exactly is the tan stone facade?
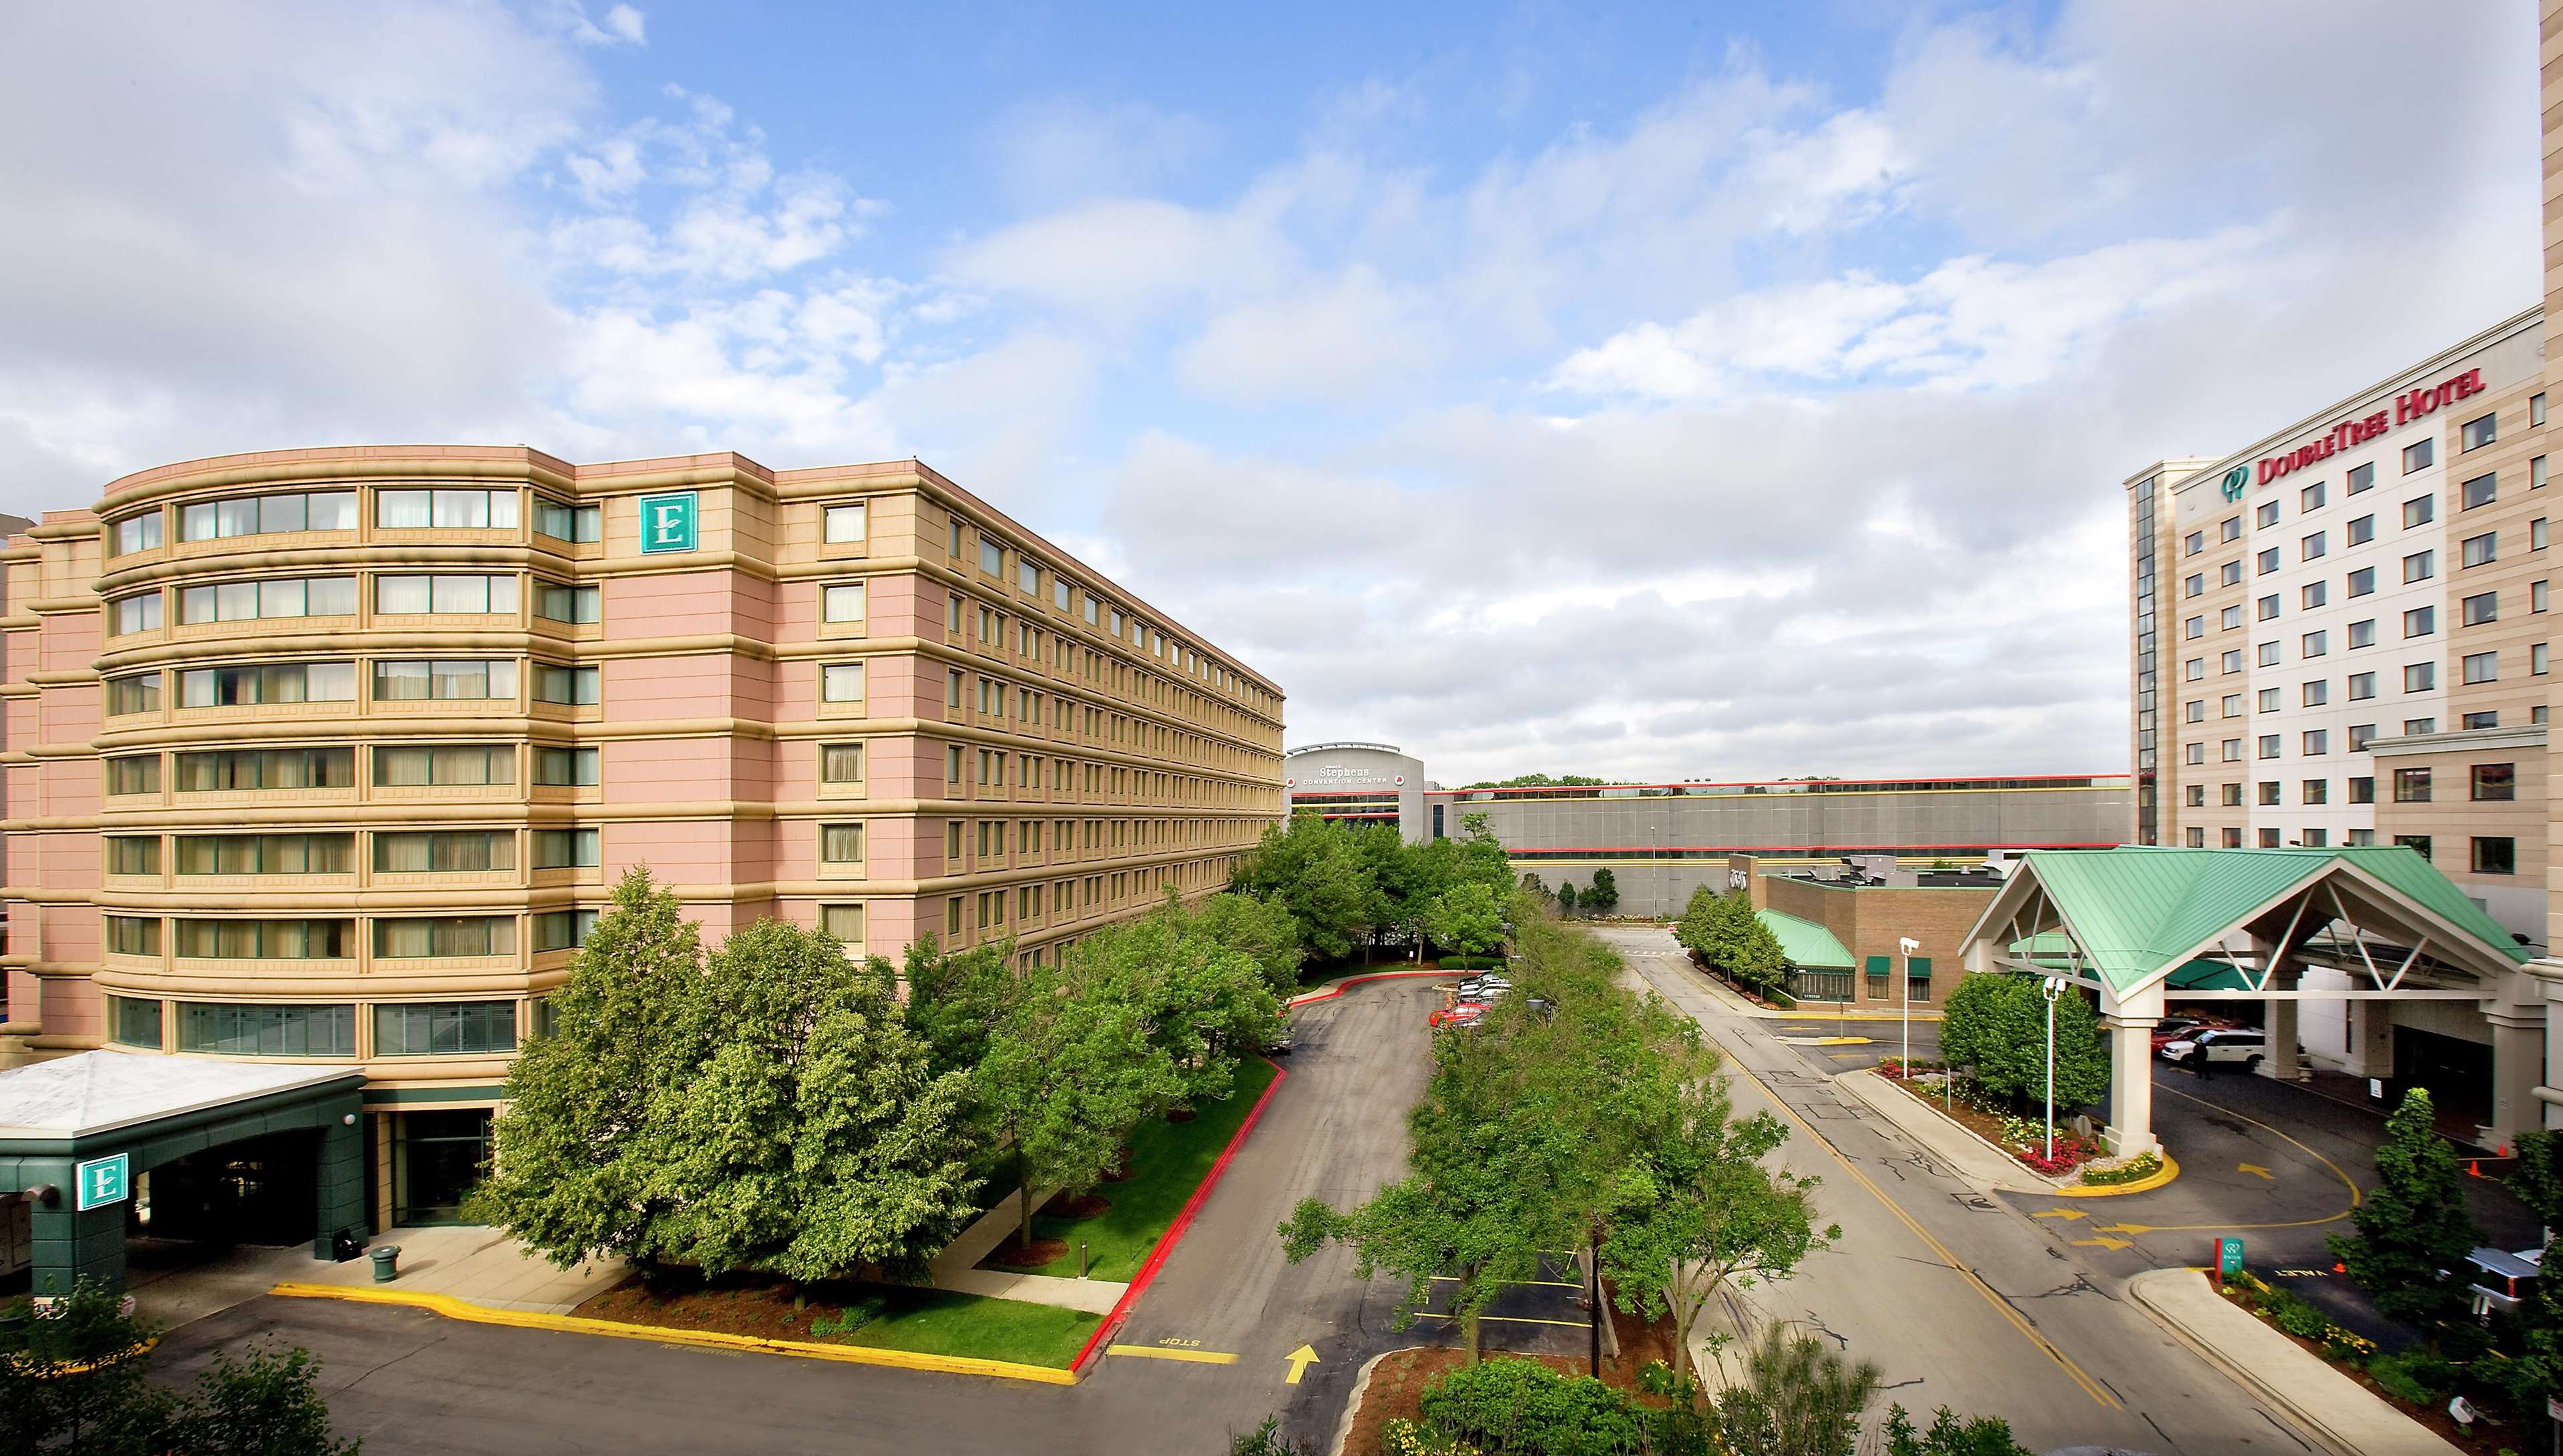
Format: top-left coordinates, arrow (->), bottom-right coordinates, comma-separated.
0,447 -> 1286,1130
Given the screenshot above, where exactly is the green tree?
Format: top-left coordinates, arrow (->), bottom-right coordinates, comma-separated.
1232,814 -> 1377,960
178,1345 -> 363,1456
1582,868 -> 1620,917
1699,895 -> 1787,997
1673,885 -> 1720,958
1073,893 -> 1279,1112
1191,892 -> 1307,1001
979,963 -> 1178,1248
651,918 -> 981,1283
1937,975 -> 2108,1116
1881,1405 -> 2036,1456
2329,1087 -> 2486,1328
1558,881 -> 1580,916
1712,1326 -> 1879,1456
2494,1128 -> 2563,1404
1424,881 -> 1506,957
900,934 -> 1022,1081
477,867 -> 707,1272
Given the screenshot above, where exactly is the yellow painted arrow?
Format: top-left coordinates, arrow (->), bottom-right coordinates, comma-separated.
1284,1344 -> 1321,1385
2031,1208 -> 2087,1222
2094,1223 -> 2156,1236
2238,1163 -> 2274,1180
2072,1236 -> 2134,1251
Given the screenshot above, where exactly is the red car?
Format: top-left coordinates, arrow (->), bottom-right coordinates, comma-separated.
2151,1015 -> 2234,1053
1428,1003 -> 1486,1029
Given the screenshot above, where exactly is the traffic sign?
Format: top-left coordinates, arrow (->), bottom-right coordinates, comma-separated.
2217,1237 -> 2245,1276
75,1153 -> 130,1211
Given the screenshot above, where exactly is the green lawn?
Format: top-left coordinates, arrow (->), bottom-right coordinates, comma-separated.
1012,1056 -> 1280,1281
821,1284 -> 1100,1369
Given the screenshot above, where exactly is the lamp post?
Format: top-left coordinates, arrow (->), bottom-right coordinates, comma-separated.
2041,975 -> 2068,1161
1898,937 -> 1920,1076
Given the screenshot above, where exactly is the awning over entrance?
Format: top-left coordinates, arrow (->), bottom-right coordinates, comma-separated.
0,1051 -> 365,1297
1757,909 -> 1855,970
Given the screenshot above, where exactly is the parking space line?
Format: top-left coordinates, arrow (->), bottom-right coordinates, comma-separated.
1427,1274 -> 1582,1289
1413,1312 -> 1590,1329
1106,1345 -> 1240,1365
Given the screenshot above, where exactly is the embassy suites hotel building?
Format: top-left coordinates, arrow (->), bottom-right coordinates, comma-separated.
0,445 -> 1283,1232
2127,306 -> 2554,949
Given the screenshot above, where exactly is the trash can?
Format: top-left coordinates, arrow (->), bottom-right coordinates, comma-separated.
369,1245 -> 401,1283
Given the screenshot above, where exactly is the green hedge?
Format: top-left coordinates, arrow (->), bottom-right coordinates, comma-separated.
1414,1358 -> 1648,1456
1438,955 -> 1507,970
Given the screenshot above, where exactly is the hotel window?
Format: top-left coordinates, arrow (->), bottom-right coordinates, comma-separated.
2301,778 -> 2328,805
2536,642 -> 2550,676
376,744 -> 513,786
2349,724 -> 2377,752
2538,581 -> 2551,612
2536,393 -> 2550,427
2257,594 -> 2279,621
2393,766 -> 2431,802
2184,784 -> 2204,807
2220,559 -> 2242,587
823,583 -> 867,623
2346,514 -> 2374,545
2300,630 -> 2326,658
2538,457 -> 2552,490
2183,572 -> 2204,597
534,582 -> 600,623
821,744 -> 864,784
2221,605 -> 2242,630
534,909 -> 598,952
2462,473 -> 2497,510
947,594 -> 963,632
534,746 -> 599,786
2403,605 -> 2435,637
532,664 -> 600,704
374,916 -> 514,958
2221,694 -> 2243,718
2470,762 -> 2516,801
2182,616 -> 2204,640
176,1002 -> 355,1056
179,491 -> 358,541
180,575 -> 358,623
376,488 -> 518,529
176,746 -> 353,790
176,919 -> 354,959
2300,581 -> 2326,610
2404,662 -> 2435,692
375,573 -> 517,615
2257,828 -> 2283,847
2299,828 -> 2329,848
2404,439 -> 2433,473
2347,671 -> 2376,700
2301,481 -> 2325,511
949,519 -> 967,557
2462,650 -> 2498,684
2404,550 -> 2435,583
821,824 -> 865,865
375,830 -> 513,873
2347,462 -> 2375,493
2404,495 -> 2435,528
2301,531 -> 2325,561
2462,531 -> 2497,568
2184,828 -> 2204,846
2461,413 -> 2496,451
2465,710 -> 2499,730
2256,547 -> 2279,575
2257,734 -> 2280,760
1084,595 -> 1100,625
532,496 -> 602,542
2349,774 -> 2375,802
1018,559 -> 1039,594
181,660 -> 356,706
2257,780 -> 2281,805
178,834 -> 353,875
2347,566 -> 2375,596
2184,699 -> 2204,724
2472,837 -> 2517,875
373,659 -> 513,702
2221,782 -> 2244,806
2302,729 -> 2329,755
2301,680 -> 2327,706
823,663 -> 865,702
2256,641 -> 2280,667
820,904 -> 865,947
979,539 -> 1004,576
109,511 -> 163,555
823,502 -> 868,543
2537,518 -> 2551,551
111,592 -> 161,635
108,915 -> 162,956
532,829 -> 599,869
1053,576 -> 1072,610
946,744 -> 963,783
111,996 -> 163,1048
2462,591 -> 2498,626
2257,501 -> 2279,529
2223,827 -> 2245,848
105,754 -> 160,795
375,1001 -> 517,1056
106,836 -> 160,875
2405,716 -> 2437,734
2221,515 -> 2243,541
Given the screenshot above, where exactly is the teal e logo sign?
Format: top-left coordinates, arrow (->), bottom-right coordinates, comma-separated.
638,491 -> 698,554
75,1152 -> 129,1211
2220,466 -> 2249,501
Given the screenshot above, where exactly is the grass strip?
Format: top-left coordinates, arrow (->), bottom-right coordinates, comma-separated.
1014,1057 -> 1282,1281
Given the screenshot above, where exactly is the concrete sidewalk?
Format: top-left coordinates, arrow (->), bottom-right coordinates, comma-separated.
1834,1069 -> 2050,1194
926,1190 -> 1130,1316
2126,1269 -> 2460,1456
288,1225 -> 627,1315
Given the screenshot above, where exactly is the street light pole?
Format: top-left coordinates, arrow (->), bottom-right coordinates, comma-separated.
2042,976 -> 2066,1161
1897,937 -> 1919,1075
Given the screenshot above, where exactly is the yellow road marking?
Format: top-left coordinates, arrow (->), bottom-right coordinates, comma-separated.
1106,1344 -> 1240,1365
1283,1344 -> 1320,1384
1414,1312 -> 1592,1329
1694,1029 -> 2122,1411
1780,1035 -> 1876,1046
2031,1208 -> 2087,1222
2071,1236 -> 2133,1251
2237,1162 -> 2273,1180
2131,1084 -> 2364,1232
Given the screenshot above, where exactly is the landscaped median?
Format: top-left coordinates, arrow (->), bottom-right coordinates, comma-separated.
1869,1059 -> 2177,1194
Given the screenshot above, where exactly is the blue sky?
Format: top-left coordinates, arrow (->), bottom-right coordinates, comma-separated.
0,1 -> 2540,783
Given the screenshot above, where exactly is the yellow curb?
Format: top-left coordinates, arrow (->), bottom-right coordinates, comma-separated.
5,1336 -> 156,1377
2053,1154 -> 2182,1198
268,1282 -> 1078,1385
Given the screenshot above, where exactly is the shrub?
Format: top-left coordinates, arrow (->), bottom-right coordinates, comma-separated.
2367,1347 -> 2457,1406
809,1294 -> 886,1337
1415,1358 -> 1648,1456
1439,955 -> 1507,971
1230,1416 -> 1317,1455
2253,1286 -> 2332,1343
2079,1152 -> 2163,1186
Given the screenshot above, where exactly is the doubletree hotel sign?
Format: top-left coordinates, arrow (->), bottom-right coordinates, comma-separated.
2251,367 -> 2486,489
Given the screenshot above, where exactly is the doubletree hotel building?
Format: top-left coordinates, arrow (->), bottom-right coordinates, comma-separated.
2126,306 -> 2555,951
0,445 -> 1283,1235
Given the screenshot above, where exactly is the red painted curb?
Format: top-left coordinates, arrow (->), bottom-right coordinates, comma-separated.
1069,1057 -> 1291,1375
1285,969 -> 1451,1009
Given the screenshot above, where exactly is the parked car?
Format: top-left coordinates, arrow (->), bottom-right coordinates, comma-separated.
1428,1003 -> 1486,1029
2150,1015 -> 2232,1053
1457,984 -> 1509,1005
1456,974 -> 1511,993
2159,1027 -> 2267,1070
1263,1019 -> 1295,1056
2465,1245 -> 2542,1314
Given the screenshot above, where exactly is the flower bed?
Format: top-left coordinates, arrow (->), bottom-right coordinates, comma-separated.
2078,1151 -> 2163,1186
2210,1272 -> 2511,1451
1879,1069 -> 2098,1176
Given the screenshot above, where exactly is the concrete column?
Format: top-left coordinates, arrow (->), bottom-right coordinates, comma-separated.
2261,997 -> 2304,1082
19,1157 -> 126,1297
2487,1016 -> 2544,1153
2102,1015 -> 2160,1156
313,1100 -> 367,1258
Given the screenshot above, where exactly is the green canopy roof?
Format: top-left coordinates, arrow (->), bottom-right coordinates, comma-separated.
1998,845 -> 2526,997
1757,909 -> 1855,971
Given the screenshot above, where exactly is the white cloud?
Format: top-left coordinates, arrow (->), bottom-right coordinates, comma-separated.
985,97 -> 1216,208
1176,267 -> 1442,406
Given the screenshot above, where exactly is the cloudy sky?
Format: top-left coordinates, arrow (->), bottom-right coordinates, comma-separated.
0,2 -> 2539,784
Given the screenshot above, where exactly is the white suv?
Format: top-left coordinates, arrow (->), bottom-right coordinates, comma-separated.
2160,1027 -> 2267,1070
